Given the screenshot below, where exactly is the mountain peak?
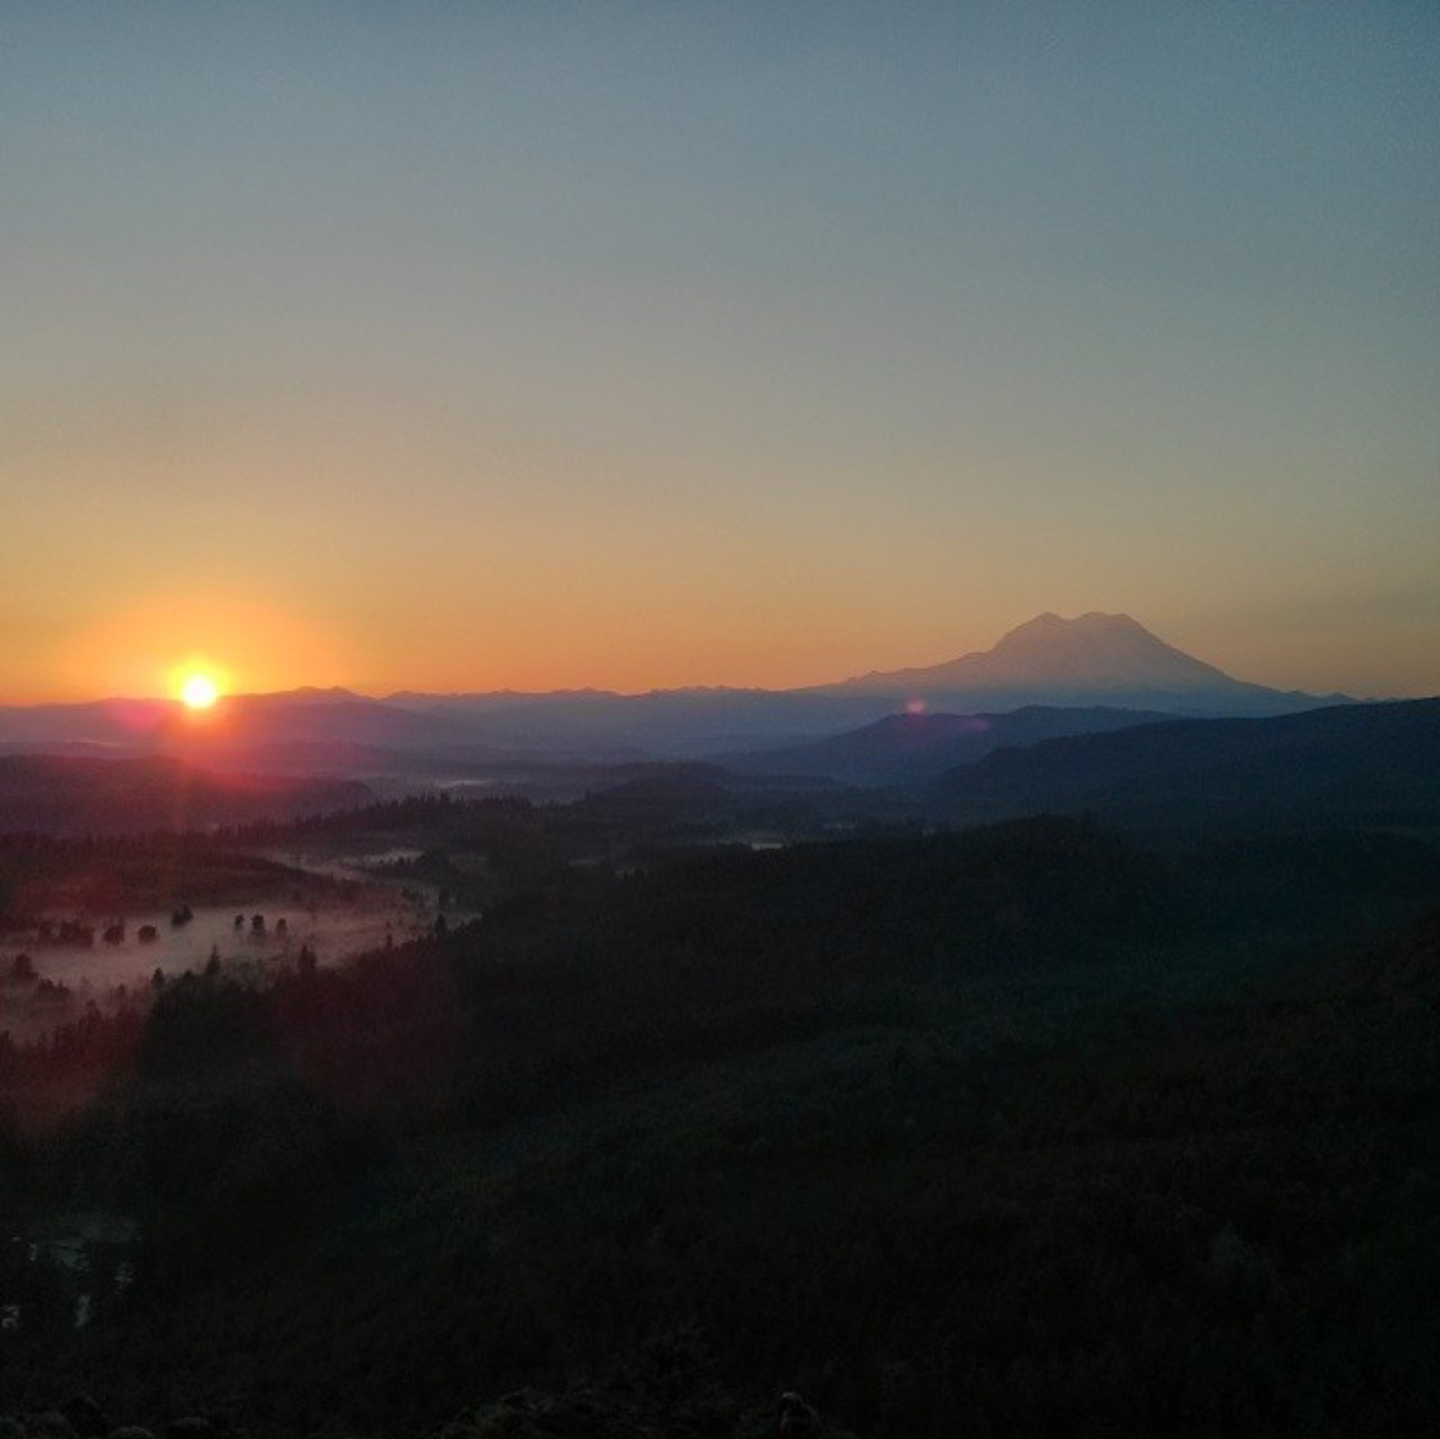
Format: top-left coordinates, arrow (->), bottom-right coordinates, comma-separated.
822,611 -> 1293,705
1003,610 -> 1142,636
974,612 -> 1234,689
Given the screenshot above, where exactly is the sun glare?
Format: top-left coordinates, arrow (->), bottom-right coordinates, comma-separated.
181,673 -> 220,710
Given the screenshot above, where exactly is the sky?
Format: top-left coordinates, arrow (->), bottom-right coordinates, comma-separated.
3,2 -> 1437,702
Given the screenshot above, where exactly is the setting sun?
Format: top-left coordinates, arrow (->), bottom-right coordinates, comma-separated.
180,673 -> 220,710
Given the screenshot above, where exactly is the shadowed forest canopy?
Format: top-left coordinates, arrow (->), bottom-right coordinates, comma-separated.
2,812 -> 1440,1435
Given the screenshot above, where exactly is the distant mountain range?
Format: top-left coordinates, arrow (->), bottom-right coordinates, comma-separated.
0,613 -> 1359,763
0,692 -> 478,752
379,613 -> 1352,754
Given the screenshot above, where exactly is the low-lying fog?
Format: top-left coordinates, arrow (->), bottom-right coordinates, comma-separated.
2,848 -> 464,1037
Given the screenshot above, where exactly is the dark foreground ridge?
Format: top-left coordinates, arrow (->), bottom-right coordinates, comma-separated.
1,1385 -> 855,1439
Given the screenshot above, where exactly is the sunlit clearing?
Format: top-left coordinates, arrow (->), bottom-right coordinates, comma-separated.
181,673 -> 220,710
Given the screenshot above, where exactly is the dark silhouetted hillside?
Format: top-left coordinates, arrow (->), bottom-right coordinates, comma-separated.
718,704 -> 1175,784
931,696 -> 1440,832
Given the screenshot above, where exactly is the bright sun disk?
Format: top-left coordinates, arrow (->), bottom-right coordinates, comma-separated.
181,673 -> 220,710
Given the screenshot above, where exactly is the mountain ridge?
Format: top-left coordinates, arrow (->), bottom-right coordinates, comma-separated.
715,704 -> 1180,784
0,614 -> 1355,755
814,611 -> 1350,709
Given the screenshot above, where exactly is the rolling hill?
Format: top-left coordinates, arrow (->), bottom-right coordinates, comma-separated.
929,696 -> 1440,833
0,754 -> 374,834
716,704 -> 1176,784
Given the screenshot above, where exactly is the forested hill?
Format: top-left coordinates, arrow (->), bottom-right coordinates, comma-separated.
4,818 -> 1440,1435
715,705 -> 1175,784
0,754 -> 373,834
931,696 -> 1440,831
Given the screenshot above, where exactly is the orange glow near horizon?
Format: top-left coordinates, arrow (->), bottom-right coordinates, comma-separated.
3,580 -> 1431,708
35,595 -> 354,705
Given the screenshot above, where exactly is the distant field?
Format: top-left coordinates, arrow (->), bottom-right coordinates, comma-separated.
0,841 -> 449,1036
